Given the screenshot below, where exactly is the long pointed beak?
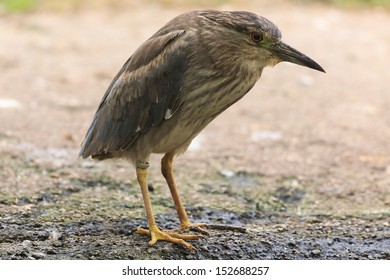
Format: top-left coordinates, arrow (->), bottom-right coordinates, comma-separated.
269,41 -> 325,73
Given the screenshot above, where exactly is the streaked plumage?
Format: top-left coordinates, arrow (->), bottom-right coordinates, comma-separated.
79,10 -> 324,251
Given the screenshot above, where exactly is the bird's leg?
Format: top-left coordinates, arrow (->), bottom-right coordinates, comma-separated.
161,154 -> 247,235
161,152 -> 208,235
135,161 -> 199,252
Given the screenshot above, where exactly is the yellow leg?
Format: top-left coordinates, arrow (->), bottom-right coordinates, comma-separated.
135,162 -> 199,251
161,152 -> 207,234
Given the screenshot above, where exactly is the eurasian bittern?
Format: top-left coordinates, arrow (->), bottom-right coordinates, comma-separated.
79,10 -> 325,251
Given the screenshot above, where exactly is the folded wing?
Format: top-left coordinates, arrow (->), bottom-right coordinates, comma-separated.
79,30 -> 187,159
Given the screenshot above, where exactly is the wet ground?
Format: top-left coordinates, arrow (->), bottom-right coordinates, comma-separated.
0,144 -> 389,259
1,162 -> 389,261
1,1 -> 389,259
1,205 -> 389,259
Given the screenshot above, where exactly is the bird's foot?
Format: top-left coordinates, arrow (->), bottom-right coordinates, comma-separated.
136,225 -> 201,252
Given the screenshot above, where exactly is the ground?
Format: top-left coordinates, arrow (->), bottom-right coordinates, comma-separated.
0,1 -> 389,259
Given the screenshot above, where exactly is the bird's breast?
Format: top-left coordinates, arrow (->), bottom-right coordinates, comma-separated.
180,68 -> 261,124
150,64 -> 262,155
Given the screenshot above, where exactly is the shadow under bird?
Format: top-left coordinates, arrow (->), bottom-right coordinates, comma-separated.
79,10 -> 325,251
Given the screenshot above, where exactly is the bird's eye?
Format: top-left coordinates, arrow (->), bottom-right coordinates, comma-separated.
250,32 -> 263,43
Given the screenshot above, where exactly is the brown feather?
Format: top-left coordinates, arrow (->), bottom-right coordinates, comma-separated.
79,30 -> 188,159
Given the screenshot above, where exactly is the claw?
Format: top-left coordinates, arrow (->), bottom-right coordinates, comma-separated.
136,226 -> 201,252
188,224 -> 210,236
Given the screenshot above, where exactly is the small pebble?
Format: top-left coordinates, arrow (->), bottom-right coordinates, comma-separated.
219,170 -> 235,178
31,252 -> 46,259
311,249 -> 321,255
75,254 -> 86,259
52,241 -> 63,247
46,248 -> 57,255
22,240 -> 32,247
49,230 -> 62,241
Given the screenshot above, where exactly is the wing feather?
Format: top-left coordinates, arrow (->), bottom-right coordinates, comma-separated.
79,30 -> 187,159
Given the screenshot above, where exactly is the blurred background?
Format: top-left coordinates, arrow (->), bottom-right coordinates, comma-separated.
0,0 -> 389,258
1,0 -> 390,12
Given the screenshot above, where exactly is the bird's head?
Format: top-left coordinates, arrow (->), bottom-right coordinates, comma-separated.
198,10 -> 325,73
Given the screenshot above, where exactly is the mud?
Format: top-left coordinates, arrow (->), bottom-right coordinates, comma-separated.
1,207 -> 389,259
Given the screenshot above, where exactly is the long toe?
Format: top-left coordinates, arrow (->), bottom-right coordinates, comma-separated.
171,223 -> 247,235
168,222 -> 209,236
188,224 -> 210,236
136,226 -> 201,252
187,223 -> 209,236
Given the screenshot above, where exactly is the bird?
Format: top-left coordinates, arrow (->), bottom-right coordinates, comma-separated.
79,10 -> 325,252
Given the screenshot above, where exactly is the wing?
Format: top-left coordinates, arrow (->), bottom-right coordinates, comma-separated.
79,29 -> 188,159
